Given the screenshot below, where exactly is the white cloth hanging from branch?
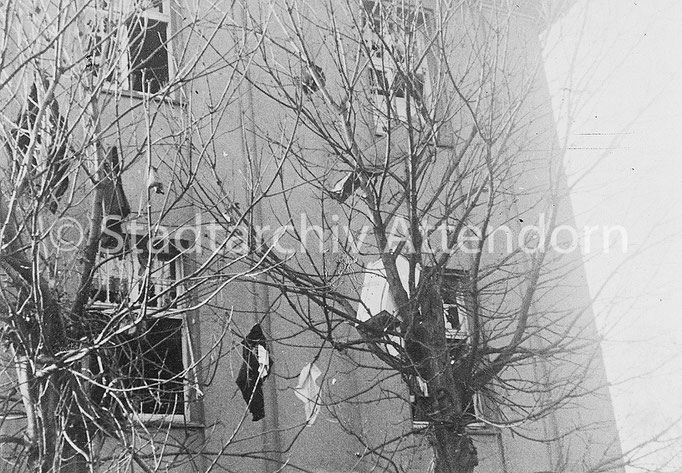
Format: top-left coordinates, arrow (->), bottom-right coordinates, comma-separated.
356,256 -> 420,356
294,363 -> 322,425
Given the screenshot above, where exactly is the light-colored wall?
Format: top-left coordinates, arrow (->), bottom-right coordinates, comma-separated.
187,1 -> 623,472
0,1 -> 621,472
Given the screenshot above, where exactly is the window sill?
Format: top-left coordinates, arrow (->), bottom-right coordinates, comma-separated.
131,414 -> 204,430
98,82 -> 187,107
411,421 -> 498,434
466,424 -> 501,436
445,330 -> 469,341
432,141 -> 455,150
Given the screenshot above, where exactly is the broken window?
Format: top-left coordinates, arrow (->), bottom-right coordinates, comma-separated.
440,269 -> 470,341
120,317 -> 185,416
90,238 -> 180,310
89,234 -> 198,423
362,1 -> 430,134
409,269 -> 485,429
409,375 -> 484,429
128,13 -> 169,93
83,0 -> 171,93
90,315 -> 192,421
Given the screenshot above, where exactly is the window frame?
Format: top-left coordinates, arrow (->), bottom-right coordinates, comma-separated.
90,239 -> 183,311
130,315 -> 191,424
410,381 -> 484,430
441,269 -> 487,429
440,269 -> 471,341
409,268 -> 487,430
90,235 -> 197,425
362,1 -> 431,135
85,0 -> 174,95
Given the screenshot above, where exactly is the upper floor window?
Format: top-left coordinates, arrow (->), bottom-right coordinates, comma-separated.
440,269 -> 470,341
84,0 -> 172,94
362,1 -> 429,134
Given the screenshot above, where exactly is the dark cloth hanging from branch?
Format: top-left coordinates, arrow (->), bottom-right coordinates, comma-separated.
5,83 -> 72,213
329,172 -> 359,202
100,146 -> 131,250
45,102 -> 70,214
236,323 -> 272,421
328,168 -> 382,203
101,146 -> 130,218
301,63 -> 325,95
7,83 -> 39,181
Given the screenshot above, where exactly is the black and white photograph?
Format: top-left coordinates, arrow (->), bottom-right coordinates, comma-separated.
0,1 -> 678,472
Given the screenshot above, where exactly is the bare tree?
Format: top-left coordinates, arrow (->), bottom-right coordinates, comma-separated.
0,1 -> 652,473
188,1 -> 629,472
0,1 -> 263,471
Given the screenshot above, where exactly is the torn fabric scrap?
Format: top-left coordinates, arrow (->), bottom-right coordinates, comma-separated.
147,166 -> 165,194
294,363 -> 322,425
301,63 -> 325,94
100,146 -> 131,250
329,172 -> 357,202
328,168 -> 382,203
6,82 -> 72,213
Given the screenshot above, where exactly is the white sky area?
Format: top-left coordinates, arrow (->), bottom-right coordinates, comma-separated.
544,1 -> 682,471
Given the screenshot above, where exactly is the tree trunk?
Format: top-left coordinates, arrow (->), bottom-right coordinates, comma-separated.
0,197 -> 89,472
409,285 -> 478,473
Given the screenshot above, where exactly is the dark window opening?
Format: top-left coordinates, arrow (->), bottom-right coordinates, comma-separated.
411,392 -> 431,426
438,270 -> 469,339
370,69 -> 390,96
443,303 -> 462,332
460,389 -> 478,424
128,17 -> 169,93
125,317 -> 184,415
92,317 -> 185,417
88,232 -> 187,420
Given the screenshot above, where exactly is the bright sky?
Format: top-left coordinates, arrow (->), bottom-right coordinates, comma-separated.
544,1 -> 682,471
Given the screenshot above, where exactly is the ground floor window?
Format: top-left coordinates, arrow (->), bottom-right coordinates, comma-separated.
88,235 -> 196,423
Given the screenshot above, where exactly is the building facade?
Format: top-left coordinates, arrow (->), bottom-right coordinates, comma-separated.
0,1 -> 624,472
